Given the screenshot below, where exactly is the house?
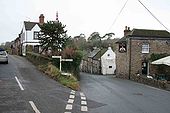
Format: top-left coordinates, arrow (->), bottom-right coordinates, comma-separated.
116,26 -> 170,79
12,36 -> 21,55
20,14 -> 44,56
81,47 -> 116,75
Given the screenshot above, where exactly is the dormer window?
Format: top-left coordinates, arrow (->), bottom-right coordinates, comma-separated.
142,43 -> 149,53
34,31 -> 39,40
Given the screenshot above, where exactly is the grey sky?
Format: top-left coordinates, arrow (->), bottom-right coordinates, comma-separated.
0,0 -> 170,44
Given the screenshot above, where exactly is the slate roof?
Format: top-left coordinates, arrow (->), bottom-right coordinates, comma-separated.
24,21 -> 41,31
93,48 -> 107,60
117,29 -> 170,43
88,48 -> 100,58
130,29 -> 170,38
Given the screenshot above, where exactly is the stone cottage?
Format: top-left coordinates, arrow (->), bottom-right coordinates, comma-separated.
81,47 -> 116,75
116,26 -> 170,79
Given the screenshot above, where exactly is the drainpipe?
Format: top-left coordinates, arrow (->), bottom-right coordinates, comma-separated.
129,37 -> 132,80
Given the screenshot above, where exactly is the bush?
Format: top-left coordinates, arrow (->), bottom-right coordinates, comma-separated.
26,52 -> 80,90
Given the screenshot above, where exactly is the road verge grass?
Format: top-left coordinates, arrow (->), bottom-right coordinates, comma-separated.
26,52 -> 80,90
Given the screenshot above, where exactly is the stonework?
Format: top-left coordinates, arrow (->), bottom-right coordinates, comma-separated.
116,28 -> 170,81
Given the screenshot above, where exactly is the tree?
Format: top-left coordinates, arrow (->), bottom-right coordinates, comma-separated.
38,21 -> 70,55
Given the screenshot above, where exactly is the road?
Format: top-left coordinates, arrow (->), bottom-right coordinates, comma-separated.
0,55 -> 86,113
80,72 -> 170,113
1,55 -> 170,113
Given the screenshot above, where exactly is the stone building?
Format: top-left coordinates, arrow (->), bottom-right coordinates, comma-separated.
116,26 -> 170,79
81,47 -> 116,75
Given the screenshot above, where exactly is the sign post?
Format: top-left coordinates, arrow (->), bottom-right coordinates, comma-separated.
52,56 -> 73,72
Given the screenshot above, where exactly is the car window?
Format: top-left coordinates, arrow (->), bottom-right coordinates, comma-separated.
0,51 -> 7,55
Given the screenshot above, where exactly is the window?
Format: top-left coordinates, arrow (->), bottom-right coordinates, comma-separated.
109,66 -> 112,68
142,43 -> 149,53
34,31 -> 39,40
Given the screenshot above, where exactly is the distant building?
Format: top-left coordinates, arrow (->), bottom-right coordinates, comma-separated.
20,14 -> 44,56
81,47 -> 116,75
116,26 -> 170,79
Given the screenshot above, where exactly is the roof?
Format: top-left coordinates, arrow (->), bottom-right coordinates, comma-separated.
130,29 -> 170,38
24,21 -> 41,31
93,48 -> 107,60
88,48 -> 100,58
117,29 -> 170,43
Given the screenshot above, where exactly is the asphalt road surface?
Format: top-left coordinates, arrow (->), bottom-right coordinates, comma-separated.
80,72 -> 170,113
1,55 -> 170,113
0,55 -> 85,113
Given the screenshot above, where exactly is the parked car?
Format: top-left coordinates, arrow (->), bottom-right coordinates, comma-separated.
0,48 -> 8,64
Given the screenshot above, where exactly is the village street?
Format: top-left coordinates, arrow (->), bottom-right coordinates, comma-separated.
80,73 -> 170,113
0,55 -> 170,113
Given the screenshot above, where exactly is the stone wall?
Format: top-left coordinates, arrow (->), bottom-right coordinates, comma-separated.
130,39 -> 170,76
131,74 -> 167,89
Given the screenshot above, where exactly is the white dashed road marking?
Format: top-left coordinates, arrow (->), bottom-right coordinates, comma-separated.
80,92 -> 88,112
15,76 -> 24,90
64,90 -> 88,112
29,101 -> 41,113
66,104 -> 73,110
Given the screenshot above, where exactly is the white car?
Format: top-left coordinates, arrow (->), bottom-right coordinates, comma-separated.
0,49 -> 8,64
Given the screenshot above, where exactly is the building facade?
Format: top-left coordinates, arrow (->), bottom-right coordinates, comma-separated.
116,26 -> 170,79
20,14 -> 44,56
81,47 -> 116,75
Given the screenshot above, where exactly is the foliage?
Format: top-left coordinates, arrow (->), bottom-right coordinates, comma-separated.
59,48 -> 83,79
38,21 -> 70,55
26,52 -> 80,90
150,53 -> 169,62
26,52 -> 51,65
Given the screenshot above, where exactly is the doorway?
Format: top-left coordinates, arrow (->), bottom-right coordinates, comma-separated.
142,62 -> 148,75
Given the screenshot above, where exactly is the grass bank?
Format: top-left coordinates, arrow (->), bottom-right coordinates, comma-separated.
26,52 -> 80,90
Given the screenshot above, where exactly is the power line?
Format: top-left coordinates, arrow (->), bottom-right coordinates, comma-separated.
107,0 -> 129,32
138,0 -> 170,31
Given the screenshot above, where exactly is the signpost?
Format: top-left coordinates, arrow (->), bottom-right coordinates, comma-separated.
52,56 -> 73,72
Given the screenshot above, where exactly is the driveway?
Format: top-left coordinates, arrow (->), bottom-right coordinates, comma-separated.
80,72 -> 170,113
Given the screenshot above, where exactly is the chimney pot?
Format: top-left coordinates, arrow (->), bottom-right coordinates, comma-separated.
39,14 -> 44,25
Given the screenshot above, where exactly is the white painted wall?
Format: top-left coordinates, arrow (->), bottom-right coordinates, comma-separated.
21,23 -> 41,56
101,47 -> 116,75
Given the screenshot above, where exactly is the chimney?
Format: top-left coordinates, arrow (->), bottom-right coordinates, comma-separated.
124,26 -> 131,36
39,14 -> 44,25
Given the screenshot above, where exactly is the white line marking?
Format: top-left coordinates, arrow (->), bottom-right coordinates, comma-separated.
15,76 -> 24,90
81,106 -> 88,111
81,96 -> 86,100
80,92 -> 85,97
66,104 -> 73,110
64,112 -> 72,113
81,101 -> 87,105
68,99 -> 74,104
69,95 -> 75,99
29,101 -> 41,113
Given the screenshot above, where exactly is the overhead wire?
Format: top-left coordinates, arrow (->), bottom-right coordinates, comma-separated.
107,0 -> 129,32
137,0 -> 170,31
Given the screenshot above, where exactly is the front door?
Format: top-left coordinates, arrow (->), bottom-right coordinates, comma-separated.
142,62 -> 148,75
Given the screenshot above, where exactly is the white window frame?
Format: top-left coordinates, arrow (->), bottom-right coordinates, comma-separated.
142,43 -> 149,53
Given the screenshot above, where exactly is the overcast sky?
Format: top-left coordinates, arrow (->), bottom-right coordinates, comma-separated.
0,0 -> 170,44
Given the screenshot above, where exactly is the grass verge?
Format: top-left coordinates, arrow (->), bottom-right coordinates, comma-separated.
38,62 -> 80,90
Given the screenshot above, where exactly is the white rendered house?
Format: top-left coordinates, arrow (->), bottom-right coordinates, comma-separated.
20,14 -> 44,56
101,47 -> 116,75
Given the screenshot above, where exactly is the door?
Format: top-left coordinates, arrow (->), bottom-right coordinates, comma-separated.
142,62 -> 148,75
